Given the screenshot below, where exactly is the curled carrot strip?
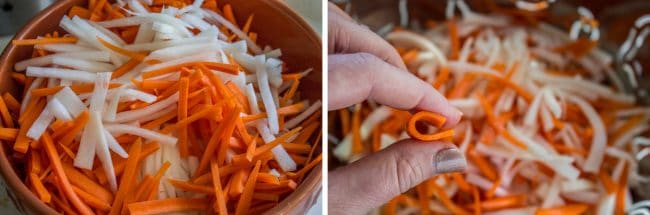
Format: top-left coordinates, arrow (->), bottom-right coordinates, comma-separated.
407,111 -> 455,141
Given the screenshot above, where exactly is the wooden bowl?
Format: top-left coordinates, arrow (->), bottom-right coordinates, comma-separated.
0,0 -> 322,214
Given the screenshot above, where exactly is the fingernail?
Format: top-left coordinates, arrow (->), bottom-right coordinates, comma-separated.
434,148 -> 466,174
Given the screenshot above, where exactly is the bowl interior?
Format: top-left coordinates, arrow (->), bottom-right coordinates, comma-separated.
0,0 -> 322,214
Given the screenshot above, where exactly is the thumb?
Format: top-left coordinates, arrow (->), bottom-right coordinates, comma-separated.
328,139 -> 467,215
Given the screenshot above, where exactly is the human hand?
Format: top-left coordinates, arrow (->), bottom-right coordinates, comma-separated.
328,3 -> 467,214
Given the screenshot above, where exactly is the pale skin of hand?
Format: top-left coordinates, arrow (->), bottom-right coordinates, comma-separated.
328,3 -> 467,215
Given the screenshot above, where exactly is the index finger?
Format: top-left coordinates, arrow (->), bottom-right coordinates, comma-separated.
329,53 -> 462,127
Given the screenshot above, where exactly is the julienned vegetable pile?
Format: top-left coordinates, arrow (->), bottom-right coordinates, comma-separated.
2,0 -> 322,214
332,1 -> 650,214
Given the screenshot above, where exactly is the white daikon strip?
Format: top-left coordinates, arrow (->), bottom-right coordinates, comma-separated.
616,107 -> 650,118
202,9 -> 262,54
448,61 -> 502,76
562,191 -> 600,204
483,207 -> 538,215
26,108 -> 54,139
134,22 -> 155,44
104,124 -> 177,145
614,124 -> 649,148
52,56 -> 115,72
543,89 -> 562,118
71,16 -> 123,47
386,31 -> 447,66
53,87 -> 87,117
597,194 -> 616,215
255,56 -> 279,134
125,36 -> 215,51
285,100 -> 322,129
258,121 -> 297,171
141,52 -> 216,73
35,43 -> 93,52
541,177 -> 562,208
566,95 -> 607,173
104,129 -> 128,158
459,125 -> 473,154
523,90 -> 545,126
122,89 -> 157,103
15,51 -> 111,71
112,92 -> 178,123
560,179 -> 594,193
540,106 -> 554,132
466,173 -> 508,196
131,107 -> 177,125
90,111 -> 118,191
89,21 -> 128,46
105,86 -> 126,121
180,13 -> 211,31
127,0 -> 148,14
47,98 -> 72,121
146,42 -> 221,61
26,67 -> 96,83
334,106 -> 392,161
245,84 -> 296,171
533,72 -> 636,104
531,47 -> 567,68
74,72 -> 111,169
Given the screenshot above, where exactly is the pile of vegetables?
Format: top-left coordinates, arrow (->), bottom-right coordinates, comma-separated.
331,1 -> 650,214
2,0 -> 322,214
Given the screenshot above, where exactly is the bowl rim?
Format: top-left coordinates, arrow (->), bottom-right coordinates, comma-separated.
0,0 -> 322,214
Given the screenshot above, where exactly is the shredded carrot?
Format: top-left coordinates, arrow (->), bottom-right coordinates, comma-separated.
2,93 -> 20,113
41,132 -> 94,214
97,37 -> 146,61
0,128 -> 18,141
109,138 -> 142,215
12,37 -> 78,46
142,62 -> 238,79
210,159 -> 228,215
29,172 -> 51,203
535,204 -> 589,215
448,18 -> 460,60
352,104 -> 362,153
407,111 -> 455,141
128,198 -> 209,215
68,6 -> 91,19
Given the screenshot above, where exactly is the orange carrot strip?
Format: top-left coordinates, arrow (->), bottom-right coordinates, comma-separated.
146,161 -> 171,201
473,186 -> 481,215
14,98 -> 45,153
407,111 -> 455,141
68,6 -> 91,19
168,179 -> 214,194
615,163 -> 629,215
31,83 -> 121,97
288,154 -> 322,179
241,102 -> 307,122
71,185 -> 111,211
196,106 -> 241,175
467,148 -> 498,181
253,127 -> 303,157
142,62 -> 238,79
29,172 -> 51,203
242,14 -> 255,33
178,77 -> 190,157
415,184 -> 431,215
431,182 -> 470,215
109,138 -> 142,215
97,37 -> 146,61
223,4 -> 239,27
474,195 -> 527,211
210,159 -> 228,215
448,19 -> 460,60
59,111 -> 90,146
127,198 -> 209,215
0,128 -> 18,141
599,171 -> 617,194
234,160 -> 261,215
0,96 -> 14,128
2,93 -> 20,113
485,177 -> 502,199
352,104 -> 362,153
452,173 -> 472,192
433,66 -> 450,89
535,204 -> 589,215
41,132 -> 94,215
111,58 -> 140,79
61,163 -> 114,204
252,193 -> 280,202
12,37 -> 78,46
